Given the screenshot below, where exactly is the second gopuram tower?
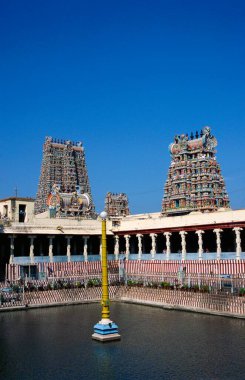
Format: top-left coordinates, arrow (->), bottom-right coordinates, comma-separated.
34,137 -> 95,217
105,192 -> 130,217
162,126 -> 230,216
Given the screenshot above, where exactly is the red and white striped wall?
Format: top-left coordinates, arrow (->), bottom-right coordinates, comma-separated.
125,260 -> 245,275
5,259 -> 245,282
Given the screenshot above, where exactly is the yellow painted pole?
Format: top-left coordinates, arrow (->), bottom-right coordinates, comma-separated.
101,217 -> 110,320
92,211 -> 120,341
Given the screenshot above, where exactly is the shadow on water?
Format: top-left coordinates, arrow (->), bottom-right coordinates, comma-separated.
0,303 -> 244,380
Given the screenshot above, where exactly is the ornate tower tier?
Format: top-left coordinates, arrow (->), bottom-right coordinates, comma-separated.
105,192 -> 130,217
34,137 -> 95,217
162,126 -> 230,216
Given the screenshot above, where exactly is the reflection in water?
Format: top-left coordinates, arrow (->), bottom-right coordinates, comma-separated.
92,344 -> 119,380
0,303 -> 244,380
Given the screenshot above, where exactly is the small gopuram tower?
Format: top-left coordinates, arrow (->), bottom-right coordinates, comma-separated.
34,137 -> 95,217
105,192 -> 130,217
162,126 -> 230,216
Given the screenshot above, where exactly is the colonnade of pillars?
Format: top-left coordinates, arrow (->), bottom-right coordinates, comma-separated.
119,227 -> 243,261
8,235 -> 100,264
7,227 -> 244,263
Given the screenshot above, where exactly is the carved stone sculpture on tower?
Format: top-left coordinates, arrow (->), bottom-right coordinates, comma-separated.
105,192 -> 130,217
34,137 -> 95,218
162,126 -> 230,215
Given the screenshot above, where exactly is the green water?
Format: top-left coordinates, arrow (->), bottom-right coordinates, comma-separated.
0,303 -> 244,379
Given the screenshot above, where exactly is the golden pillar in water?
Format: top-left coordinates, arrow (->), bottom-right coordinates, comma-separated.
92,211 -> 120,341
101,215 -> 110,319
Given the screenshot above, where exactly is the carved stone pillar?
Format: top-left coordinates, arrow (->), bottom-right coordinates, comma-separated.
48,236 -> 55,263
213,229 -> 223,260
28,235 -> 36,264
124,235 -> 130,259
136,234 -> 143,260
233,227 -> 243,260
83,236 -> 89,262
195,230 -> 204,260
164,232 -> 172,260
150,233 -> 157,259
114,235 -> 119,260
66,236 -> 72,262
8,235 -> 16,264
179,231 -> 187,260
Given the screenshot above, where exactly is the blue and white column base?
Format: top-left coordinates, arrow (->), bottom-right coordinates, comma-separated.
92,319 -> 121,341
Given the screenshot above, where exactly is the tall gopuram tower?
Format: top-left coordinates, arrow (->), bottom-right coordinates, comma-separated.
105,192 -> 130,217
162,126 -> 230,216
34,137 -> 95,217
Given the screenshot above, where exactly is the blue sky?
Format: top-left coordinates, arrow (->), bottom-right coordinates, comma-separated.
0,0 -> 244,213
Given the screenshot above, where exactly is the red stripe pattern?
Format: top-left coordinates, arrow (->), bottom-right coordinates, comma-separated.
125,260 -> 245,276
5,259 -> 245,282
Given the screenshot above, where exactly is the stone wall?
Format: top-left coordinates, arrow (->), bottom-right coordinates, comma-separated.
121,286 -> 245,316
0,286 -> 244,317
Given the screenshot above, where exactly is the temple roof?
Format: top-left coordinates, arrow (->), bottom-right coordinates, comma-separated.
169,126 -> 217,156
